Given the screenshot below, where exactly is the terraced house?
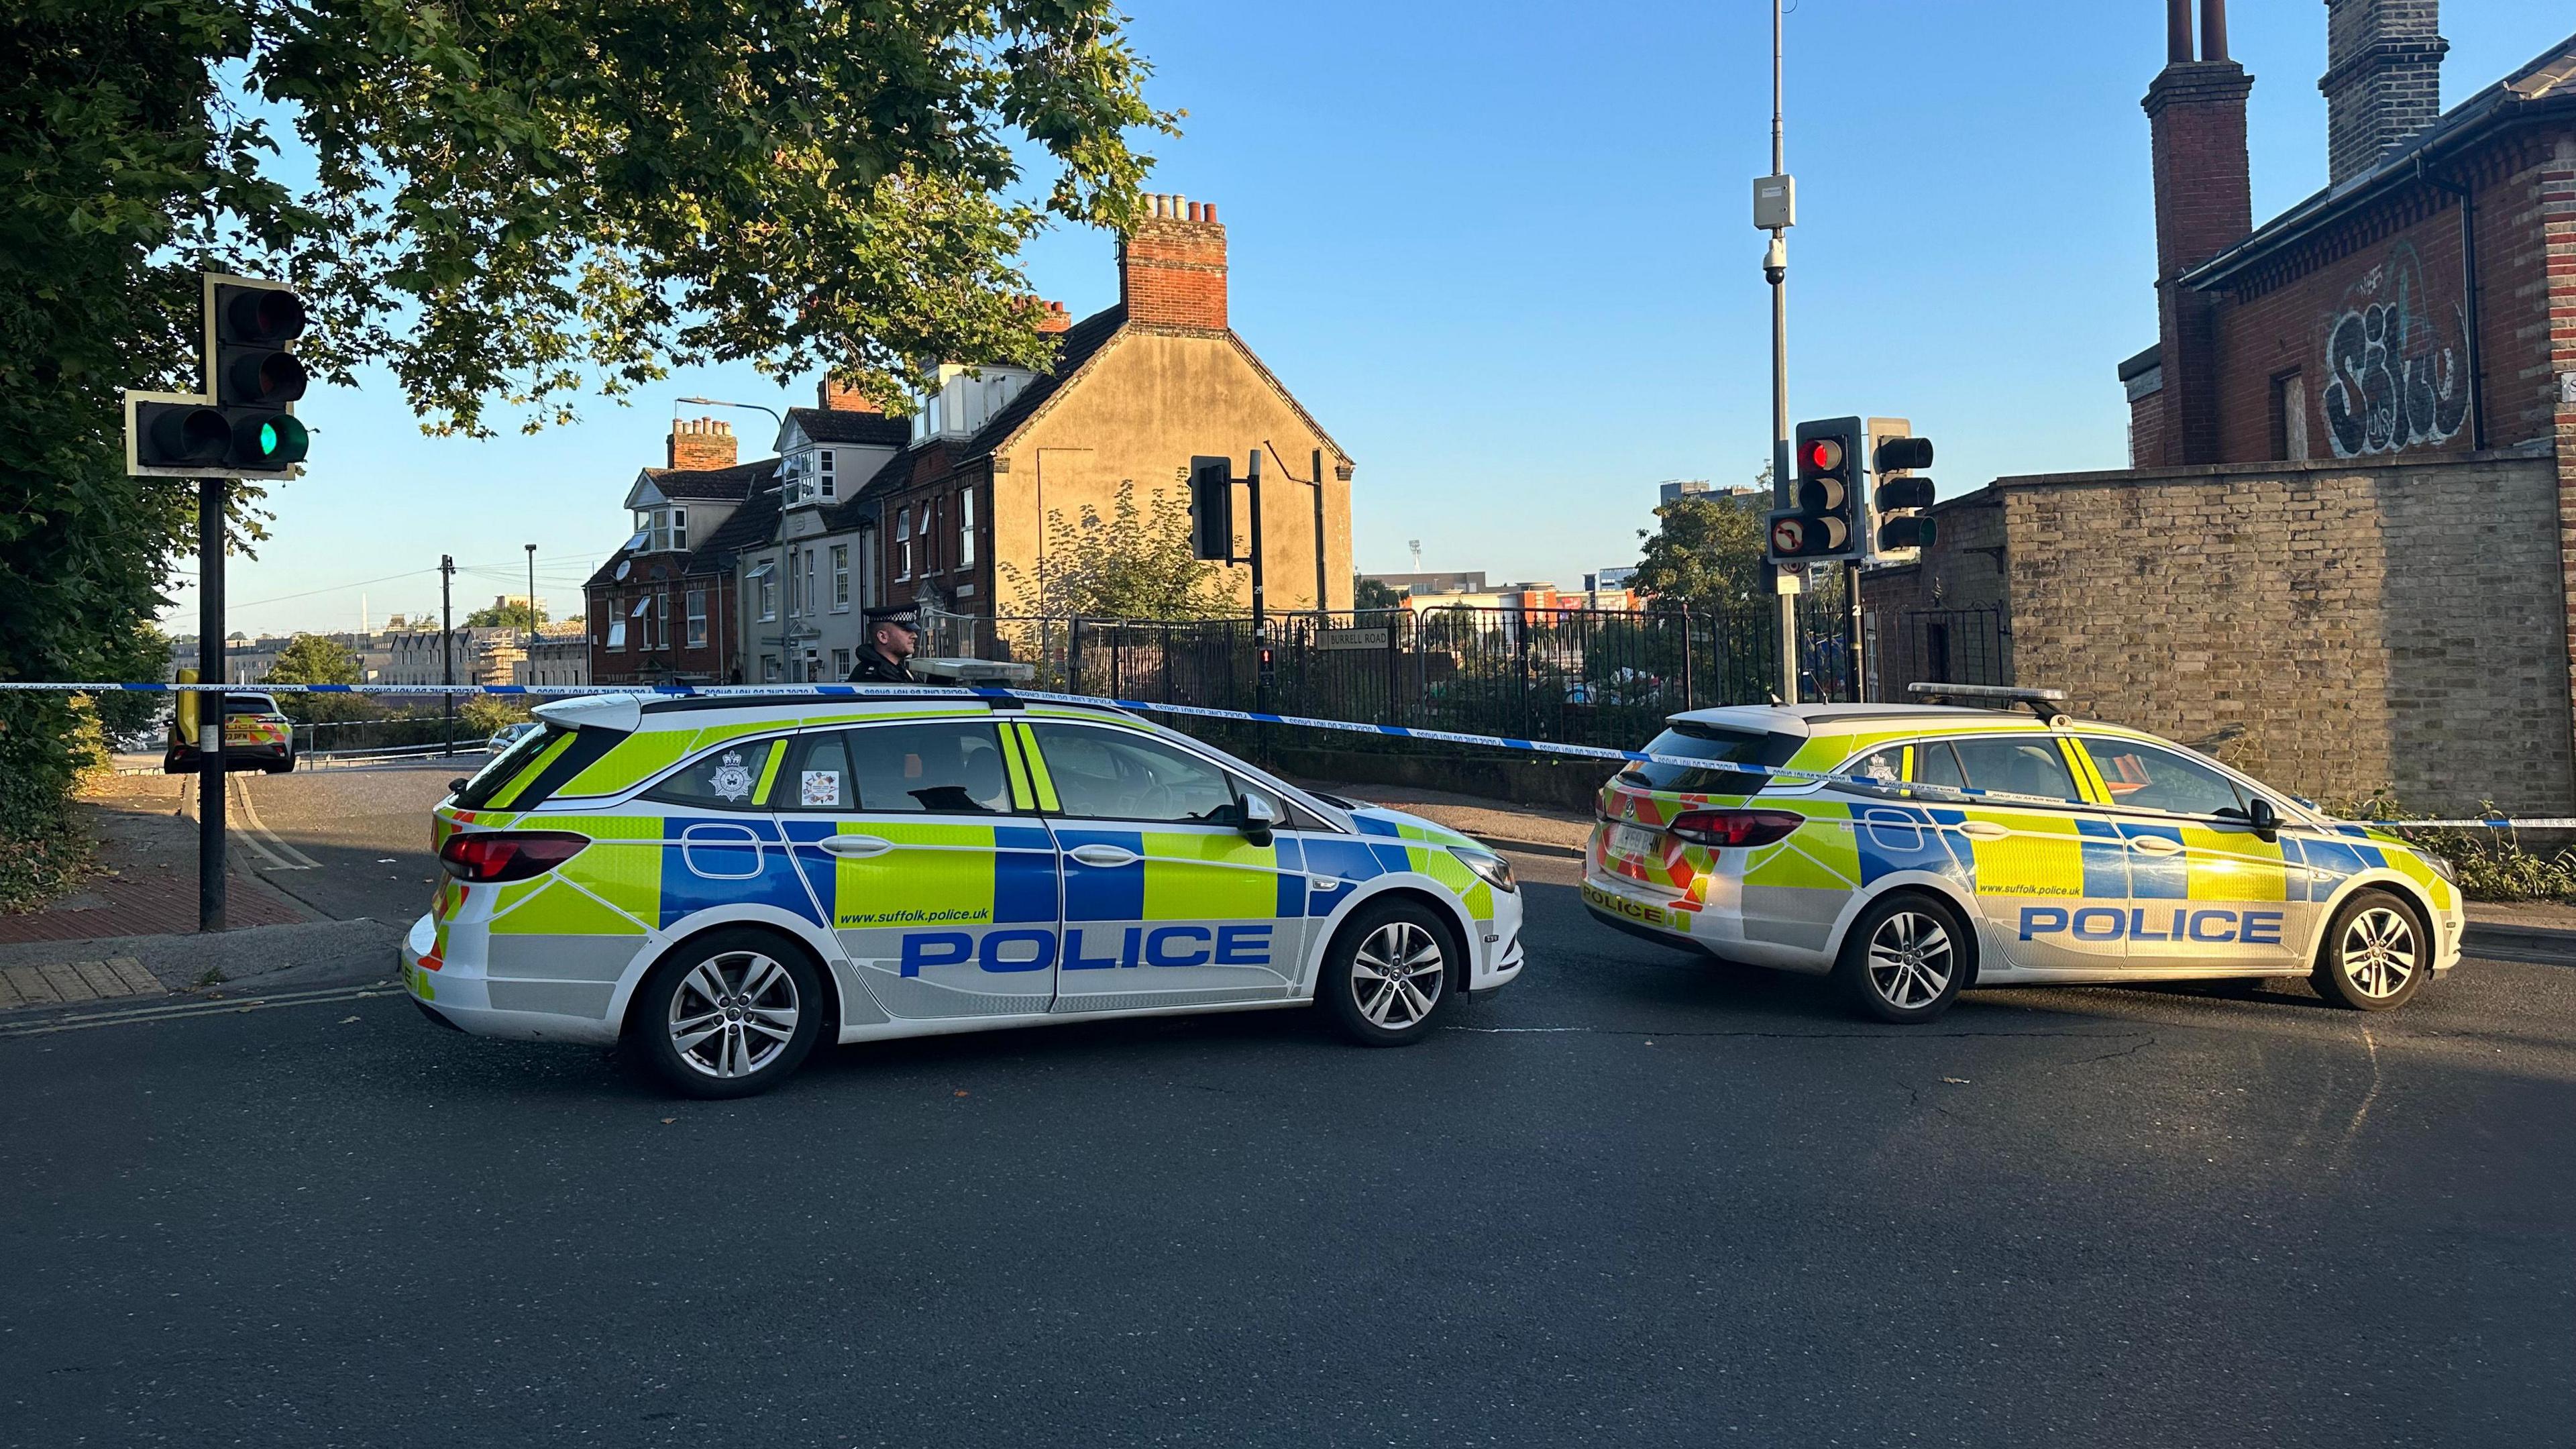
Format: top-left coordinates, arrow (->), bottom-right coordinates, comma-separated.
584,192 -> 1356,686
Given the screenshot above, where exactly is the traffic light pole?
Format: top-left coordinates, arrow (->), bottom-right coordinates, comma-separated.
1245,449 -> 1267,720
197,474 -> 227,933
1766,0 -> 1798,706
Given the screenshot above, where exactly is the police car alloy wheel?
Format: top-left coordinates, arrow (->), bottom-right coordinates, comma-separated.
1835,892 -> 1968,1024
2312,890 -> 2426,1012
1323,899 -> 1455,1046
635,929 -> 827,1097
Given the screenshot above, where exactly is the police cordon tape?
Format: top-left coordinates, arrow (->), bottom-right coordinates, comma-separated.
4,678 -> 2567,830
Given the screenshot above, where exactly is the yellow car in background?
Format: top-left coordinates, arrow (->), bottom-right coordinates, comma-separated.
1582,686 -> 2462,1022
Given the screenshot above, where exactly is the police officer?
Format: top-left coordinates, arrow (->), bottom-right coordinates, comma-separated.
846,604 -> 924,684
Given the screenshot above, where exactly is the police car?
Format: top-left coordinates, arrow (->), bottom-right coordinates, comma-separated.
404,690 -> 1524,1096
1582,685 -> 2463,1022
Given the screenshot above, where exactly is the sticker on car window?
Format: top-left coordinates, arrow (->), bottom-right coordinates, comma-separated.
705,751 -> 757,802
802,770 -> 842,807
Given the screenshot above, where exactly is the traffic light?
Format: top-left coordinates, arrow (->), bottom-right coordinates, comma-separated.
1187,455 -> 1234,562
1868,418 -> 1937,557
207,276 -> 309,476
125,273 -> 310,478
1768,416 -> 1864,565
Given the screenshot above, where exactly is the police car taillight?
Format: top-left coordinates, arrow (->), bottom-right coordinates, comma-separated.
1666,810 -> 1803,849
439,830 -> 589,883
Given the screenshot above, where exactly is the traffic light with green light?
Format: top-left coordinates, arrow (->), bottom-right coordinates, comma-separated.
126,273 -> 310,478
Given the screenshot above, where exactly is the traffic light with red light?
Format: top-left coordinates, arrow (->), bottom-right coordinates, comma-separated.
1768,417 -> 1864,565
1868,419 -> 1937,557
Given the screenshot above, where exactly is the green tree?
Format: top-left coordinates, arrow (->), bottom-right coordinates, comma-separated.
1353,576 -> 1403,613
460,696 -> 533,738
264,633 -> 373,723
5,1 -> 1167,902
1000,482 -> 1237,621
464,600 -> 546,631
1631,494 -> 1770,611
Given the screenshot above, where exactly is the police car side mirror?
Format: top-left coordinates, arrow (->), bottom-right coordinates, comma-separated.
1239,793 -> 1280,846
2246,797 -> 2279,841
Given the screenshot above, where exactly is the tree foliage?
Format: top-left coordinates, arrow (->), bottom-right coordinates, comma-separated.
1353,576 -> 1403,612
264,633 -> 372,722
3,0 -> 1169,902
464,600 -> 546,631
1631,496 -> 1770,612
1000,483 -> 1236,621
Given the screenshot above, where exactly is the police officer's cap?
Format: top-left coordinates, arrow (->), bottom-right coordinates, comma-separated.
863,604 -> 921,630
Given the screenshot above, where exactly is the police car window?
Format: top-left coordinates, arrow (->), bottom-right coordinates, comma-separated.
2082,739 -> 2249,818
647,739 -> 780,810
1619,721 -> 1803,794
1947,737 -> 2082,803
824,722 -> 1014,814
773,733 -> 853,810
1912,741 -> 1967,790
1029,725 -> 1240,824
1848,747 -> 1904,786
452,723 -> 567,810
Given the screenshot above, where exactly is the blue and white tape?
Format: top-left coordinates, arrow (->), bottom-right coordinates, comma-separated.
2,679 -> 2564,830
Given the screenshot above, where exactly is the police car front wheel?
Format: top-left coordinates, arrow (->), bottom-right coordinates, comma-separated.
2311,890 -> 2426,1012
633,928 -> 827,1098
1835,892 -> 1969,1025
1322,899 -> 1458,1046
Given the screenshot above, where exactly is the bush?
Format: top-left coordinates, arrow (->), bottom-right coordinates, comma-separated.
2332,790 -> 2576,904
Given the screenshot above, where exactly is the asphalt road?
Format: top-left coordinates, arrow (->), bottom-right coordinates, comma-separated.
3,841 -> 2569,1448
226,757 -> 474,926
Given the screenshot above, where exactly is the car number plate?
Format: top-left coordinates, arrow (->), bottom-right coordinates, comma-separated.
1611,824 -> 1658,858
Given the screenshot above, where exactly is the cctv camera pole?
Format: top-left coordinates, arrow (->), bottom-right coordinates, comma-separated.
197,474 -> 227,932
1766,0 -> 1797,705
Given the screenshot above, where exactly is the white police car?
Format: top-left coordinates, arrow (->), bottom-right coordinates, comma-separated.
405,690 -> 1524,1095
1583,686 -> 2466,1022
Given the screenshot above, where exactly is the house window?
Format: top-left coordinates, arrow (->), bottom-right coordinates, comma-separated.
629,594 -> 652,651
761,655 -> 782,682
606,618 -> 627,651
957,488 -> 976,568
831,648 -> 851,679
671,508 -> 687,553
753,563 -> 777,622
804,550 -> 818,618
818,450 -> 836,501
634,507 -> 688,553
896,507 -> 913,580
686,589 -> 707,647
785,550 -> 800,617
830,545 -> 850,609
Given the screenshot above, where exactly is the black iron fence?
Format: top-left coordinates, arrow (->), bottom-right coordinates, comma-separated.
927,595 -> 1882,754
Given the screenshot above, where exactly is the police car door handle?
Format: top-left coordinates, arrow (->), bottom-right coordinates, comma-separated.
1955,820 -> 2010,840
820,835 -> 894,859
2128,836 -> 2184,857
1068,843 -> 1140,868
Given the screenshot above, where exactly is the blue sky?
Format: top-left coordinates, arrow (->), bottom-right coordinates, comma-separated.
176,1 -> 2560,637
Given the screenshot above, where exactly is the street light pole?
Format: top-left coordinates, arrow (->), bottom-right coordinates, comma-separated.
1766,0 -> 1798,705
524,543 -> 538,653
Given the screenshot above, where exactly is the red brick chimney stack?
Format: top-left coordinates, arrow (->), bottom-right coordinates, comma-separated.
1036,299 -> 1072,334
668,416 -> 737,470
2141,0 -> 2253,467
1118,193 -> 1228,331
2321,0 -> 2449,187
818,374 -> 885,413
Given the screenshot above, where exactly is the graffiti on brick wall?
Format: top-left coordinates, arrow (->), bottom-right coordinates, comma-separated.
2322,241 -> 2470,458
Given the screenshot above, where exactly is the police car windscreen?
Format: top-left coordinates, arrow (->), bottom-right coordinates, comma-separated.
1620,722 -> 1803,794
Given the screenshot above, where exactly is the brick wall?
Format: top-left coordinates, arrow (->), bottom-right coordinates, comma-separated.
1980,452 -> 2569,815
2203,132 -> 2569,466
1119,194 -> 1228,331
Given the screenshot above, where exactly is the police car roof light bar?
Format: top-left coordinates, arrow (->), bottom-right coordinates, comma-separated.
1904,682 -> 2072,725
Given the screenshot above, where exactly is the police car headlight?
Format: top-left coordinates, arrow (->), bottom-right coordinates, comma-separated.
1452,847 -> 1517,895
2422,852 -> 2458,885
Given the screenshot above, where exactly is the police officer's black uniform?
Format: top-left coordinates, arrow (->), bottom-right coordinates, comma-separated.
845,605 -> 924,684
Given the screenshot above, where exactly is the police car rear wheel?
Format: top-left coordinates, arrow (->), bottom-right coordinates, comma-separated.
2312,890 -> 2426,1012
1323,900 -> 1455,1046
1835,893 -> 1968,1024
636,930 -> 825,1097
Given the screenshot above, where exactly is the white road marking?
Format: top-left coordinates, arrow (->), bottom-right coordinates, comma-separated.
229,775 -> 323,870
